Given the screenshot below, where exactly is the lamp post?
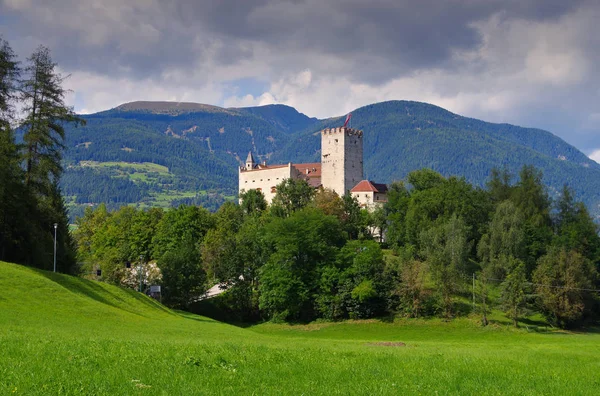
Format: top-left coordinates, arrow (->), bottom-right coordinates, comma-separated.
53,223 -> 58,273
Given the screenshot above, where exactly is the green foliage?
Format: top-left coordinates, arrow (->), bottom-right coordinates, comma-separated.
270,178 -> 315,217
533,248 -> 598,328
478,200 -> 526,278
159,235 -> 206,309
239,188 -> 267,216
501,260 -> 528,327
152,205 -> 214,260
259,208 -> 344,321
420,214 -> 470,318
74,161 -> 600,327
0,40 -> 79,273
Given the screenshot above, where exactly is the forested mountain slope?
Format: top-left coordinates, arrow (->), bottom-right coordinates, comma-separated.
59,100 -> 600,219
60,102 -> 317,217
273,101 -> 600,216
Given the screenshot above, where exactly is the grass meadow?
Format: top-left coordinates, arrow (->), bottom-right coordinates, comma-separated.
1,261 -> 599,395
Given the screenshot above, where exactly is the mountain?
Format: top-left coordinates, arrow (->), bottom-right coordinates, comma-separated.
60,100 -> 600,219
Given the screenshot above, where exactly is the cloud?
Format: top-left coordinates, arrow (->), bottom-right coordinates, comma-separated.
1,0 -> 599,153
589,149 -> 600,164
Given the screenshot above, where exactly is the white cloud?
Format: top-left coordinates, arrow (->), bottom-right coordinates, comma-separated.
589,149 -> 600,164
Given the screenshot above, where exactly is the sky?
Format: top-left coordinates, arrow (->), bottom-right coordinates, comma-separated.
2,0 -> 599,159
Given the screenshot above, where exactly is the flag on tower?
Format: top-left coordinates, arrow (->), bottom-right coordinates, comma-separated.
343,113 -> 352,128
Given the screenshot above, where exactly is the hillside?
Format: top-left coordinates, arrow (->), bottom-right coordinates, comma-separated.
272,101 -> 600,214
59,100 -> 600,219
2,260 -> 600,394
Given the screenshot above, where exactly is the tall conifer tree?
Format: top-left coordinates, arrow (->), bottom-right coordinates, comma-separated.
18,45 -> 84,272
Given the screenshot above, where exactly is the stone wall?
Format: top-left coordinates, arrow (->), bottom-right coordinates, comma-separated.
238,164 -> 293,203
321,127 -> 363,196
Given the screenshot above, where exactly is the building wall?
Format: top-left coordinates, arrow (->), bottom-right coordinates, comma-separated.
321,127 -> 363,196
239,164 -> 293,203
351,191 -> 388,211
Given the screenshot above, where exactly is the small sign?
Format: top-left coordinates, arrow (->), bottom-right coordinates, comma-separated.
150,285 -> 161,293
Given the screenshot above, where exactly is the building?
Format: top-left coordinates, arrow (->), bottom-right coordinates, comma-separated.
350,180 -> 389,210
239,126 -> 387,208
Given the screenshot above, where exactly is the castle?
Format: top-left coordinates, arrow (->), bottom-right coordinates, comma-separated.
238,127 -> 388,209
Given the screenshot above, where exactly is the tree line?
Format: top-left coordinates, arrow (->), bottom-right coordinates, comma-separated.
0,38 -> 83,272
75,168 -> 600,329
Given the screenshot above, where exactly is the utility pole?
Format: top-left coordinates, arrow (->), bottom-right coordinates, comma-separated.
472,273 -> 476,311
53,223 -> 58,272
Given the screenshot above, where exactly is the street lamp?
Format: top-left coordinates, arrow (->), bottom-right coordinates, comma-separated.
53,223 -> 58,273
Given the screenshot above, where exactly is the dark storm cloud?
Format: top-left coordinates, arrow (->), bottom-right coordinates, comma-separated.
1,0 -> 598,153
0,0 -> 586,83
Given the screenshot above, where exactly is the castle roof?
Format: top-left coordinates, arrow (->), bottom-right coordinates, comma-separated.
293,163 -> 322,188
351,180 -> 388,193
293,163 -> 321,178
245,151 -> 256,164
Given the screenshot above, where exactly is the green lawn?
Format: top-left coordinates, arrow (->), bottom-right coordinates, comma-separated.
1,261 -> 599,395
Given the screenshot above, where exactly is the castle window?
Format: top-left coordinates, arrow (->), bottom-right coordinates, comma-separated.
257,188 -> 262,192
245,181 -> 247,184
271,186 -> 277,193
335,139 -> 338,143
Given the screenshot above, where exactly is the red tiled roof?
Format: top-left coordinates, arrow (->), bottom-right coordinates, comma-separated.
292,163 -> 322,178
351,180 -> 388,193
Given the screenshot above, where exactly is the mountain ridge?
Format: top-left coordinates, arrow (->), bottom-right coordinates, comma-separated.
59,100 -> 600,219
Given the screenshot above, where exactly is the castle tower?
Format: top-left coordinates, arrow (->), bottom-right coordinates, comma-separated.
245,151 -> 256,170
320,127 -> 363,196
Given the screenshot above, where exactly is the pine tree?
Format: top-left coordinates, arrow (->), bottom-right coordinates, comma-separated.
0,37 -> 30,263
18,45 -> 84,272
20,45 -> 84,195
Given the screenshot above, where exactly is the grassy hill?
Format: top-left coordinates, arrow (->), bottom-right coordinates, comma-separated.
58,100 -> 600,220
2,260 -> 600,394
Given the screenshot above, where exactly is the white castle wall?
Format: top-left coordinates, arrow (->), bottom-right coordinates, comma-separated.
238,163 -> 293,203
351,191 -> 388,210
321,127 -> 363,196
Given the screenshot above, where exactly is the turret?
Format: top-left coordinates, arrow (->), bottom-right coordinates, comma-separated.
245,151 -> 256,171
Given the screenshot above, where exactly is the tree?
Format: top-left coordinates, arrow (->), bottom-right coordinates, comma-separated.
259,208 -> 344,321
0,37 -> 19,123
312,188 -> 344,218
15,45 -> 84,272
396,258 -> 427,318
270,178 -> 314,217
239,188 -> 267,216
20,45 -> 84,194
487,166 -> 513,203
159,235 -> 206,309
553,186 -> 600,271
510,165 -> 552,273
533,248 -> 597,328
477,200 -> 525,279
337,240 -> 388,319
501,259 -> 528,327
0,37 -> 29,263
384,181 -> 410,248
152,205 -> 214,260
420,214 -> 470,318
407,168 -> 445,191
341,193 -> 366,240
